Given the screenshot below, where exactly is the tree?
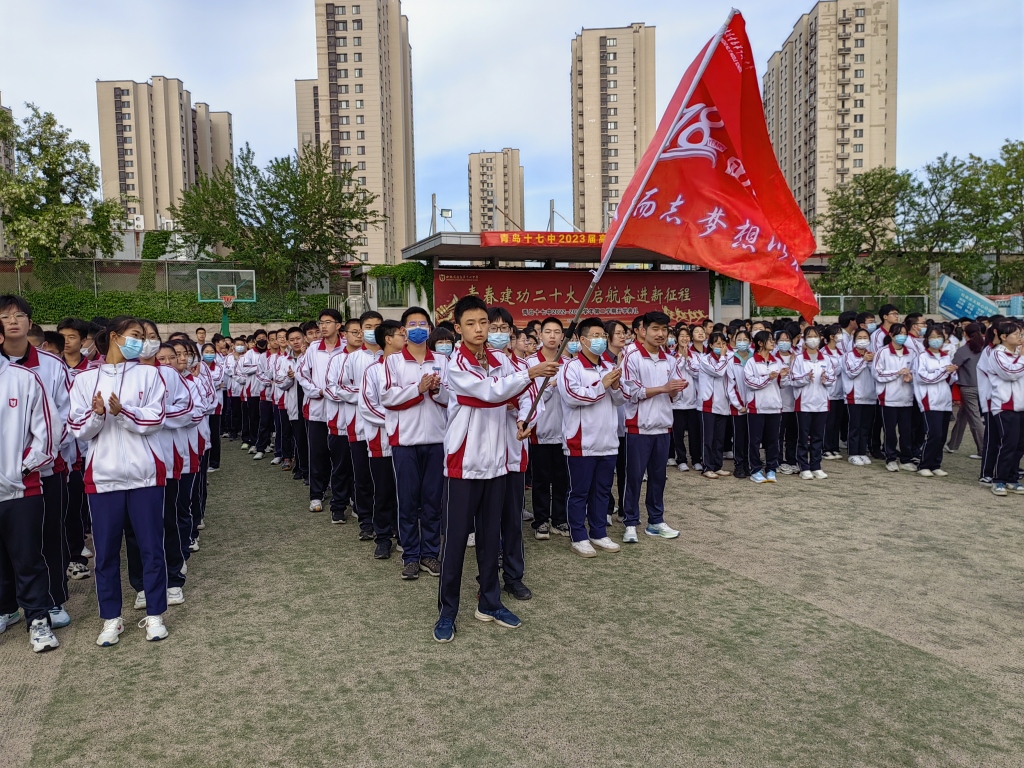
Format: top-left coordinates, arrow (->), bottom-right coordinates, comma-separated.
972,141 -> 1024,292
170,142 -> 384,293
0,104 -> 124,269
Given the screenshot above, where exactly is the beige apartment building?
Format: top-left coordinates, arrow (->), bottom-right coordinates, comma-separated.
295,0 -> 416,265
468,149 -> 524,232
571,23 -> 656,232
763,0 -> 898,238
96,76 -> 233,230
0,92 -> 13,255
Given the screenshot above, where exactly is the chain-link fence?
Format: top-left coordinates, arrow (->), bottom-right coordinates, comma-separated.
0,259 -> 341,324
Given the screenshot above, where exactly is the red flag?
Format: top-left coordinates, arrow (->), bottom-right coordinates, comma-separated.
600,11 -> 819,320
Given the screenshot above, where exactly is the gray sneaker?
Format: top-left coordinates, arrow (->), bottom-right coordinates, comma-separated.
534,522 -> 550,541
552,523 -> 571,538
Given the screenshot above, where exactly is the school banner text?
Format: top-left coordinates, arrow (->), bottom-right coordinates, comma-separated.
433,269 -> 710,326
479,231 -> 606,247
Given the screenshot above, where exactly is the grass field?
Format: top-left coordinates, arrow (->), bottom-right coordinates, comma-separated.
2,444 -> 1023,767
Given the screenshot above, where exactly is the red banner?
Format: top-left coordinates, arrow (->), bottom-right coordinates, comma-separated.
433,269 -> 709,327
602,11 -> 819,319
480,231 -> 607,247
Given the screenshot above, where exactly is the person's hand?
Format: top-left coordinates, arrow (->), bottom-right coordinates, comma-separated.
809,369 -> 816,382
91,392 -> 106,416
108,393 -> 122,416
898,367 -> 910,377
666,378 -> 687,393
945,364 -> 958,373
417,374 -> 434,394
602,368 -> 621,390
902,373 -> 913,383
287,367 -> 294,379
516,421 -> 533,441
529,361 -> 560,380
506,402 -> 518,411
780,367 -> 790,378
768,371 -> 779,380
863,351 -> 874,361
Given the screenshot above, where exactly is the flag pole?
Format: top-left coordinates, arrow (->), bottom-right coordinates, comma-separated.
520,10 -> 737,428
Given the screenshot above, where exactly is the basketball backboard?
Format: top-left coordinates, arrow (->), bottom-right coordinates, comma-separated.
197,269 -> 257,304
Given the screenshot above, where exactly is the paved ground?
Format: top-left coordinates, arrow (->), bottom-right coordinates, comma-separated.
2,445 -> 1023,767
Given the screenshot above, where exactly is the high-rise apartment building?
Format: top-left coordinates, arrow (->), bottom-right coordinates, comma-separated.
295,1 -> 416,265
96,76 -> 233,230
763,0 -> 898,233
571,23 -> 656,232
468,149 -> 524,232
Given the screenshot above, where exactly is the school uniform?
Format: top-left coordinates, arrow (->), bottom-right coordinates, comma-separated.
621,342 -> 675,527
822,345 -> 846,456
0,356 -> 57,630
253,350 -> 276,454
338,346 -> 382,534
68,361 -> 168,619
789,350 -> 836,472
743,352 -> 784,475
438,346 -> 531,621
500,351 -> 533,589
671,348 -> 702,468
774,351 -> 799,468
525,351 -> 571,533
205,359 -> 225,468
984,346 -> 1024,484
64,355 -> 93,563
914,348 -> 956,471
602,350 -> 628,517
873,344 -> 918,465
193,364 -> 217,523
380,347 -> 449,565
227,354 -> 245,440
297,339 -> 347,510
268,353 -> 284,459
842,348 -> 877,459
359,359 -> 398,549
238,348 -> 262,445
181,371 -> 211,547
558,351 -> 625,542
726,353 -> 751,477
273,352 -> 301,465
977,345 -> 999,480
697,351 -> 731,472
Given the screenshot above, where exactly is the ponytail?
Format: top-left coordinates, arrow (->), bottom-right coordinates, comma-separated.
95,315 -> 141,357
883,323 -> 907,346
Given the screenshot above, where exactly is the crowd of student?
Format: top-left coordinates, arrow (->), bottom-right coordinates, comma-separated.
0,291 -> 1014,651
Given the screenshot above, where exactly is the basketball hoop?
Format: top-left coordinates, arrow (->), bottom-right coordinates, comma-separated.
220,295 -> 235,310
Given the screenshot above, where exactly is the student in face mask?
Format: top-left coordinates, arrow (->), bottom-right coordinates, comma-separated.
873,323 -> 918,472
566,334 -> 581,359
228,337 -> 247,442
842,328 -> 877,465
698,332 -> 732,478
789,327 -> 836,479
726,329 -> 753,478
67,316 -> 170,646
201,342 -> 224,472
913,326 -> 957,478
821,325 -> 847,460
427,328 -> 455,363
773,331 -> 799,473
985,322 -> 1024,496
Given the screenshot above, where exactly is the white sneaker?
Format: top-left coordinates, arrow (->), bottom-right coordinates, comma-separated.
969,454 -> 982,460
197,521 -> 205,530
81,545 -> 93,559
0,610 -> 21,634
467,532 -> 476,548
309,499 -> 323,513
694,463 -> 704,472
589,536 -> 621,553
606,514 -> 613,525
167,587 -> 184,606
96,617 -> 124,646
918,468 -> 934,477
139,615 -> 168,641
848,455 -> 864,466
800,470 -> 814,480
943,445 -> 955,454
29,618 -> 59,653
677,463 -> 689,472
180,562 -> 187,575
252,452 -> 264,461
886,461 -> 899,472
667,457 -> 677,466
522,507 -> 534,521
933,469 -> 948,477
778,464 -> 797,475
207,466 -> 219,473
645,522 -> 680,539
270,457 -> 282,465
861,456 -> 872,465
622,526 -> 639,544
188,539 -> 199,552
133,591 -> 147,610
812,469 -> 828,480
899,463 -> 917,472
571,540 -> 598,558
248,446 -> 257,455
240,443 -> 250,450
715,469 -> 731,477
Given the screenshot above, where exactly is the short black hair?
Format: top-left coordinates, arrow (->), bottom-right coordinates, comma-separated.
453,295 -> 487,323
487,306 -> 514,327
904,312 -> 923,325
878,304 -> 900,317
300,321 -> 318,333
286,326 -> 303,338
378,319 -> 404,343
319,308 -> 343,323
359,310 -> 384,324
642,311 -> 671,328
576,317 -> 606,337
540,316 -> 563,331
838,310 -> 857,328
56,317 -> 90,338
438,320 -> 456,333
401,306 -> 432,326
344,317 -> 362,331
856,311 -> 875,325
195,327 -> 207,333
631,316 -> 644,331
43,331 -> 65,353
0,294 -> 32,318
253,328 -> 268,339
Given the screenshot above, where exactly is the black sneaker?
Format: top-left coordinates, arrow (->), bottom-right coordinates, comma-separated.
373,541 -> 392,559
331,508 -> 348,525
534,522 -> 550,541
401,561 -> 420,580
358,528 -> 374,541
419,557 -> 441,577
504,581 -> 533,601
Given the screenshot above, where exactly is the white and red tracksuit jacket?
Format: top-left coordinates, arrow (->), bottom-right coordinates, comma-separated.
742,352 -> 784,414
17,346 -> 71,477
0,356 -> 56,502
557,352 -> 625,456
358,358 -> 390,458
238,348 -> 268,400
181,372 -> 210,472
340,347 -> 381,441
298,339 -> 344,423
789,351 -> 837,412
228,354 -> 246,398
873,344 -> 917,408
621,342 -> 676,433
274,353 -> 302,422
524,350 -> 569,445
444,345 -> 532,480
504,351 -> 535,473
698,351 -> 731,416
322,347 -> 352,436
206,360 -> 225,414
671,349 -> 699,411
842,349 -> 878,405
154,364 -> 196,480
822,345 -> 846,401
914,348 -> 956,412
379,347 -> 449,447
67,361 -> 167,493
983,346 -> 1024,412
726,354 -> 751,415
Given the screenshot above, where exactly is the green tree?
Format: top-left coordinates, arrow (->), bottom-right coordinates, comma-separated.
0,104 -> 124,270
970,141 -> 1024,292
170,142 -> 384,292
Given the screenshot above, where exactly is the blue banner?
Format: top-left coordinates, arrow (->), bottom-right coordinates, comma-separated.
937,275 -> 1000,320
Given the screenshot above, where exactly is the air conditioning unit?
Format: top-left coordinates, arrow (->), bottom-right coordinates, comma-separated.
133,214 -> 145,230
346,281 -> 365,314
161,219 -> 175,231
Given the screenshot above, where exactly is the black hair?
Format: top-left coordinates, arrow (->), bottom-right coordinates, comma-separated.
453,295 -> 487,323
195,327 -> 207,333
576,317 -> 605,337
883,323 -> 907,346
318,308 -> 343,323
904,312 -> 923,325
824,323 -> 842,343
604,319 -> 629,338
286,326 -> 303,338
95,315 -> 143,356
402,306 -> 433,326
300,321 -> 317,334
540,316 -> 564,331
157,342 -> 179,356
343,317 -> 362,331
438,320 -> 456,334
707,331 -> 728,348
43,331 -> 65,353
855,311 -> 875,326
212,333 -> 224,343
252,328 -> 268,339
427,327 -> 456,351
202,342 -> 216,354
378,319 -> 403,344
784,321 -> 802,340
642,311 -> 671,328
168,331 -> 190,341
752,330 -> 773,354
0,294 -> 32,319
56,317 -> 90,338
139,319 -> 160,340
878,304 -> 899,318
487,306 -> 514,327
359,310 -> 384,325
631,316 -> 644,331
838,310 -> 857,328
712,322 -> 725,333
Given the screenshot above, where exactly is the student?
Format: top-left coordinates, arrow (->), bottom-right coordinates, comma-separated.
837,311 -> 858,354
0,295 -> 73,629
250,330 -> 276,461
58,317 -> 94,578
558,317 -> 624,557
433,296 -> 557,643
914,326 -> 957,477
526,317 -> 571,540
238,330 -> 265,450
947,323 -> 985,458
379,307 -> 448,579
986,322 -> 1024,496
67,316 -> 170,645
977,317 -> 1007,484
821,325 -> 846,460
195,327 -> 207,345
170,339 -> 210,552
602,320 -> 630,522
201,342 -> 224,472
743,330 -> 783,483
842,328 -> 877,465
274,328 -> 304,474
773,330 -> 799,474
297,309 -> 348,516
873,323 -> 918,472
698,332 -> 732,478
726,329 -> 752,479
620,311 -> 685,543
0,322 -> 61,653
338,311 -> 384,538
789,326 -> 836,479
359,320 -> 402,560
670,326 -> 701,473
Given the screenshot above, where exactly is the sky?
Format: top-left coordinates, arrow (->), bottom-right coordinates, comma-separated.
1,0 -> 1021,240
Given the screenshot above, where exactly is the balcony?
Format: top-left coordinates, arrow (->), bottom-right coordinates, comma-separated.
838,47 -> 852,55
837,136 -> 850,145
837,152 -> 850,160
838,77 -> 851,85
837,108 -> 850,115
838,60 -> 851,69
838,31 -> 851,39
837,122 -> 851,130
836,166 -> 850,174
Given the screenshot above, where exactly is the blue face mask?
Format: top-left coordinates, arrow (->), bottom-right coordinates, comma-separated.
117,335 -> 144,360
711,347 -> 723,356
777,341 -> 792,353
488,332 -> 510,350
363,329 -> 376,346
588,338 -> 608,356
893,334 -> 908,346
667,337 -> 677,347
928,337 -> 944,349
435,343 -> 453,357
567,340 -> 581,354
407,328 -> 429,345
202,353 -> 216,363
867,322 -> 878,333
235,345 -> 246,354
735,340 -> 750,352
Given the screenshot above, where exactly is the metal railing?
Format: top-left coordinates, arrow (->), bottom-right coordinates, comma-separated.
814,295 -> 929,315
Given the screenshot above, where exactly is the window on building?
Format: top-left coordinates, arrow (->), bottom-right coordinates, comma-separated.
856,8 -> 865,16
352,19 -> 362,30
607,52 -> 617,60
355,99 -> 364,108
353,37 -> 361,45
340,100 -> 349,109
853,144 -> 864,152
126,184 -> 135,190
855,69 -> 865,78
607,94 -> 617,102
338,53 -> 347,62
607,148 -> 618,156
853,159 -> 864,168
338,69 -> 348,78
855,54 -> 865,63
607,80 -> 617,88
354,53 -> 362,62
340,147 -> 351,155
854,114 -> 864,123
357,146 -> 365,155
377,277 -> 404,307
357,161 -> 366,170
608,135 -> 618,143
355,68 -> 363,77
606,38 -> 617,46
125,161 -> 133,167
608,176 -> 619,184
125,172 -> 134,179
607,108 -> 618,116
351,4 -> 360,12
855,38 -> 865,47
337,36 -> 346,46
855,23 -> 865,32
340,131 -> 351,140
606,121 -> 618,130
854,84 -> 865,93
854,129 -> 864,137
355,85 -> 363,93
608,162 -> 618,170
340,116 -> 350,125
337,21 -> 347,30
356,115 -> 364,124
355,131 -> 364,139
606,66 -> 617,75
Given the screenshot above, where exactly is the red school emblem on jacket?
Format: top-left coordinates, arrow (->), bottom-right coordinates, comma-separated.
8,398 -> 16,408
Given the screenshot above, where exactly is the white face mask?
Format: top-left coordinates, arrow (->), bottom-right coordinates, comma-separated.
141,339 -> 161,359
854,339 -> 870,350
81,344 -> 93,358
805,337 -> 820,350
